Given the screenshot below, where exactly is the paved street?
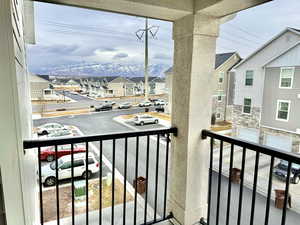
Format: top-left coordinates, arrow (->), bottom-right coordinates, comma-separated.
32,90 -> 165,113
34,108 -> 170,217
34,109 -> 300,223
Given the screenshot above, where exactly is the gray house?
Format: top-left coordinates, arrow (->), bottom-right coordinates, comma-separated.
232,27 -> 300,152
165,52 -> 241,119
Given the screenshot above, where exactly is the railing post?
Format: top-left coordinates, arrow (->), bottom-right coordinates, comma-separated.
168,13 -> 220,225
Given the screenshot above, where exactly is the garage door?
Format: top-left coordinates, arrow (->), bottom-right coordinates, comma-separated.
265,135 -> 292,152
237,128 -> 259,143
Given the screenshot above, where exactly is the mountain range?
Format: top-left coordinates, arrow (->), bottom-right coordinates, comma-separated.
33,62 -> 171,77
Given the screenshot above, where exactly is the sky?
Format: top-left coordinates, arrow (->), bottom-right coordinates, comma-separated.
27,0 -> 300,74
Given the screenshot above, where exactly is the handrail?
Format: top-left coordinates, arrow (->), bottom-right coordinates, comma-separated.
202,129 -> 300,165
24,127 -> 177,149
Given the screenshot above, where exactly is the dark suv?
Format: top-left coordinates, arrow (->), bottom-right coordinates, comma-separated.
274,160 -> 300,184
95,103 -> 113,112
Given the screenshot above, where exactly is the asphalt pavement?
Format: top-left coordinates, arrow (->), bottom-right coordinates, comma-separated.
34,108 -> 170,216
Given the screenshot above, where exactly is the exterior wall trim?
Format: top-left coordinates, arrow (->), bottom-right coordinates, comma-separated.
261,125 -> 299,135
276,99 -> 291,122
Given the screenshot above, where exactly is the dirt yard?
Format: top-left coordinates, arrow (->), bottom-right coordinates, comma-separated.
42,179 -> 133,222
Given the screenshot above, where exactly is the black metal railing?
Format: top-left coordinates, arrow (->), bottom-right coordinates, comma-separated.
23,127 -> 177,225
201,129 -> 300,225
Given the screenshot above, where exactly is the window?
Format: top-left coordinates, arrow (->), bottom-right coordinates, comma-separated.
60,161 -> 72,170
280,67 -> 294,88
245,70 -> 254,86
73,160 -> 84,167
216,113 -> 221,119
277,100 -> 290,121
217,95 -> 222,102
87,158 -> 95,165
243,98 -> 252,114
218,72 -> 224,83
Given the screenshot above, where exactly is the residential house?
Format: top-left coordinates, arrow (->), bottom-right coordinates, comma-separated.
131,77 -> 167,96
232,27 -> 300,152
51,78 -> 81,91
149,77 -> 166,95
29,74 -> 52,100
165,52 -> 241,119
107,76 -> 135,97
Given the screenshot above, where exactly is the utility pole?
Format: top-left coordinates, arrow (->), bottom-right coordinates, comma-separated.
136,18 -> 159,100
144,18 -> 149,100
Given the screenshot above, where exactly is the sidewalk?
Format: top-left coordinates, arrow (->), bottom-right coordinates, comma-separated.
212,144 -> 300,214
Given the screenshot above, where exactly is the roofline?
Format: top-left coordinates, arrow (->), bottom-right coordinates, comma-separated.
165,51 -> 241,74
233,27 -> 300,69
215,52 -> 241,70
263,41 -> 300,67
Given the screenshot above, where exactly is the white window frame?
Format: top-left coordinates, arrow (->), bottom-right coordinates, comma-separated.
279,67 -> 294,89
245,70 -> 254,86
218,72 -> 225,84
243,97 -> 252,114
276,100 -> 291,122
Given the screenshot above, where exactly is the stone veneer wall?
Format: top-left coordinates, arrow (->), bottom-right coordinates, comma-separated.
212,96 -> 226,121
232,105 -> 261,128
260,126 -> 300,153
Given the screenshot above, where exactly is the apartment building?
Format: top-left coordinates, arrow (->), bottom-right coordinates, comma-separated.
165,52 -> 241,120
232,27 -> 300,152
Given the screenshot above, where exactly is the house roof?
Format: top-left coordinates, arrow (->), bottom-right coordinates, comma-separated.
263,41 -> 300,67
165,52 -> 238,74
30,74 -> 50,83
109,76 -> 134,83
234,27 -> 300,69
130,77 -> 165,83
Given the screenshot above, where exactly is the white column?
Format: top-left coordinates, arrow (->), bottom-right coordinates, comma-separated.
169,13 -> 219,225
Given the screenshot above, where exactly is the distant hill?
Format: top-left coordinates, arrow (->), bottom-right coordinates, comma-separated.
32,62 -> 170,77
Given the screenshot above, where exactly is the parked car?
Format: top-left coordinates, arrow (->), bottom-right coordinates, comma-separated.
155,106 -> 165,112
118,102 -> 132,109
274,160 -> 300,184
95,103 -> 113,111
40,144 -> 86,162
37,123 -> 69,135
138,101 -> 152,107
134,115 -> 159,126
104,100 -> 116,105
149,98 -> 159,102
41,153 -> 99,186
154,100 -> 166,106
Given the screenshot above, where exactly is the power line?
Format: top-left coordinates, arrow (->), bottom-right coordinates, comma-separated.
135,18 -> 159,100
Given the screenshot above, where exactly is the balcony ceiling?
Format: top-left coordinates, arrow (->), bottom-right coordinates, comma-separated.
35,0 -> 272,21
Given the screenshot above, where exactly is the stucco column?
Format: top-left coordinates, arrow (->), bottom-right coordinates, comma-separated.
169,13 -> 219,225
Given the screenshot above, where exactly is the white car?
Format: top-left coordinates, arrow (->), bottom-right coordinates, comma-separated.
139,101 -> 152,107
134,115 -> 159,126
36,123 -> 68,135
41,153 -> 99,186
154,100 -> 166,106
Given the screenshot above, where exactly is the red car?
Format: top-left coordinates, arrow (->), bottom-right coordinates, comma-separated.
40,144 -> 86,162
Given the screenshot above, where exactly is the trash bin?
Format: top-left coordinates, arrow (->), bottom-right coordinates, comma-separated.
231,168 -> 241,184
275,189 -> 292,209
133,176 -> 146,194
145,108 -> 149,112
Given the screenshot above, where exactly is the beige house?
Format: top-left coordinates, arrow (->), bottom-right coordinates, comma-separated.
165,52 -> 241,120
29,74 -> 51,100
107,77 -> 135,97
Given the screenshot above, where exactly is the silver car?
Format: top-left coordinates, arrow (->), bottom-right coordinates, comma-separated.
134,115 -> 159,126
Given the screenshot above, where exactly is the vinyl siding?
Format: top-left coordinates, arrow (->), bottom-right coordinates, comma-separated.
261,67 -> 300,132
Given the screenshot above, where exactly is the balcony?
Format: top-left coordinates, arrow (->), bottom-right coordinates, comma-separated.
22,127 -> 300,225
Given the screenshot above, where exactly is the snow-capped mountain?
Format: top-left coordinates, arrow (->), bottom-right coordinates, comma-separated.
33,62 -> 171,77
